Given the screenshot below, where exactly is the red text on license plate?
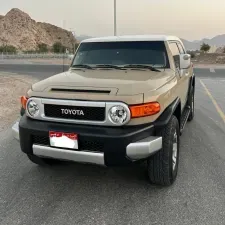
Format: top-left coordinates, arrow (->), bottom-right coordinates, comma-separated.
49,131 -> 77,140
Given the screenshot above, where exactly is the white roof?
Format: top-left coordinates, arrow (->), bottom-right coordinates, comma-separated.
81,35 -> 181,43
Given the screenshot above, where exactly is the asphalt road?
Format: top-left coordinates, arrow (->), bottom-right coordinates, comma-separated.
0,63 -> 70,79
1,62 -> 225,79
0,64 -> 225,225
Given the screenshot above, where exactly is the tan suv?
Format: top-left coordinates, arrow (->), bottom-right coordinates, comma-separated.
12,35 -> 195,186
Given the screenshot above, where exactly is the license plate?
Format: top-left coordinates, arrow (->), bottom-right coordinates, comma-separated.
49,131 -> 78,149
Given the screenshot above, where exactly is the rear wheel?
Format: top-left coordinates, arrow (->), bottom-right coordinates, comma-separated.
147,115 -> 180,186
27,154 -> 60,166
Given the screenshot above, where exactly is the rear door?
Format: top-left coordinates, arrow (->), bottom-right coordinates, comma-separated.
169,42 -> 189,110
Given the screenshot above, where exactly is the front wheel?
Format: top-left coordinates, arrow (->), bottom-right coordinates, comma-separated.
147,115 -> 180,186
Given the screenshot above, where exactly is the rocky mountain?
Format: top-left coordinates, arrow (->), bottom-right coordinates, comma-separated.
76,34 -> 225,51
181,39 -> 200,50
0,8 -> 77,51
1,8 -> 224,52
181,35 -> 225,50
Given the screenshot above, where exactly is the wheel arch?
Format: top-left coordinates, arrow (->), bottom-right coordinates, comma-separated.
192,74 -> 195,93
154,97 -> 181,128
173,100 -> 181,128
188,73 -> 195,97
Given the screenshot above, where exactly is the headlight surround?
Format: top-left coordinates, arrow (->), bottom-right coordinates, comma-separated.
27,100 -> 40,117
108,105 -> 129,125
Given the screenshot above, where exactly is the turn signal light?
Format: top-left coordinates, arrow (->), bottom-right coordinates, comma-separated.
21,96 -> 28,109
129,102 -> 160,118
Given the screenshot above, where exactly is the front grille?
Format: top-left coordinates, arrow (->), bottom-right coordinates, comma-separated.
79,140 -> 104,152
44,104 -> 105,121
32,135 -> 104,152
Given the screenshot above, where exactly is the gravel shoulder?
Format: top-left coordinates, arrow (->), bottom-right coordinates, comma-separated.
0,74 -> 38,131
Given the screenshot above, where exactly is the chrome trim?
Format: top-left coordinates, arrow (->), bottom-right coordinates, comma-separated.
12,120 -> 20,141
26,97 -> 131,126
33,145 -> 105,166
41,98 -> 105,107
105,102 -> 131,125
126,136 -> 162,160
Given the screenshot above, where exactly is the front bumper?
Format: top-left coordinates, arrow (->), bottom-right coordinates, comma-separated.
12,120 -> 20,141
12,116 -> 162,166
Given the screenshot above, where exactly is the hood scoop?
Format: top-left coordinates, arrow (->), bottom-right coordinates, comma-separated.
50,88 -> 111,95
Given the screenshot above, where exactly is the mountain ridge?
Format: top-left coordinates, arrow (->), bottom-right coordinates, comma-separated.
1,8 -> 224,51
77,35 -> 225,50
0,8 -> 77,51
181,35 -> 225,50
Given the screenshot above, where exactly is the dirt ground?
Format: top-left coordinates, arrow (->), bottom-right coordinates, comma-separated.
192,53 -> 225,64
0,74 -> 38,131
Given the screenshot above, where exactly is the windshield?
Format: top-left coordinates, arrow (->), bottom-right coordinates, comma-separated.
72,41 -> 169,68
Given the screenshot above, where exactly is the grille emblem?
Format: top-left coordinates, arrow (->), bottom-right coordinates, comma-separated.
61,109 -> 84,116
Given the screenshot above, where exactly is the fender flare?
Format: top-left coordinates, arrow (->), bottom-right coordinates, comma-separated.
154,97 -> 181,128
188,73 -> 195,97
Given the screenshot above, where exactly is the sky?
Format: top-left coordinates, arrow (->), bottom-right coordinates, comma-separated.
1,0 -> 225,41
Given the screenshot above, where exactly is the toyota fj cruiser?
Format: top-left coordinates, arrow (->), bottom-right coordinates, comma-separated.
12,35 -> 195,186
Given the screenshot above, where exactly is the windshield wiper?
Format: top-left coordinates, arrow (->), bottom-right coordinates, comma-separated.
94,64 -> 126,70
71,64 -> 94,70
122,64 -> 161,72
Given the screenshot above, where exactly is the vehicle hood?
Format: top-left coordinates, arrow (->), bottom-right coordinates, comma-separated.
31,69 -> 175,96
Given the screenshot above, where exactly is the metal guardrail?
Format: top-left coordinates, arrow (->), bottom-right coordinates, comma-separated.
0,53 -> 74,59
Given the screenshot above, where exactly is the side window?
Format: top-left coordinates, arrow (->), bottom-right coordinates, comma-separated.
177,42 -> 185,54
169,42 -> 180,69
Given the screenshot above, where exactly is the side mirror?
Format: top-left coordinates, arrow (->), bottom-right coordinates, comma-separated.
180,54 -> 191,69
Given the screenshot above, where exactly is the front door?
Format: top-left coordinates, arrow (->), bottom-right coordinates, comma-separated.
176,41 -> 190,108
169,42 -> 190,111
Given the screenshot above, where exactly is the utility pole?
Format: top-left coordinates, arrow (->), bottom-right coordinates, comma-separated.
62,20 -> 66,72
114,0 -> 117,36
70,28 -> 76,53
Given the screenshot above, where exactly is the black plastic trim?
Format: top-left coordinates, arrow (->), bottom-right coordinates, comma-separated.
154,97 -> 181,128
51,88 -> 111,94
18,96 -> 183,166
20,107 -> 25,116
19,115 -> 155,166
188,73 -> 195,96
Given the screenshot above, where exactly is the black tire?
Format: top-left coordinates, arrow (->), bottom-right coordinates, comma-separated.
27,154 -> 60,166
147,115 -> 180,186
188,88 -> 194,121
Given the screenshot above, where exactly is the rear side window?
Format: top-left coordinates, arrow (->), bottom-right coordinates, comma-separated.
177,42 -> 185,54
169,42 -> 180,69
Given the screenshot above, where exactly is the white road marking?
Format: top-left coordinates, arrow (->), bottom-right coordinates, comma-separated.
210,68 -> 215,73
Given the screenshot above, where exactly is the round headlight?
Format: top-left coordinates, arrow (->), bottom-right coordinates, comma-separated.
27,100 -> 39,117
108,105 -> 128,125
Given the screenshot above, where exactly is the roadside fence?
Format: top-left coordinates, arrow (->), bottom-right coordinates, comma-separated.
0,52 -> 74,60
